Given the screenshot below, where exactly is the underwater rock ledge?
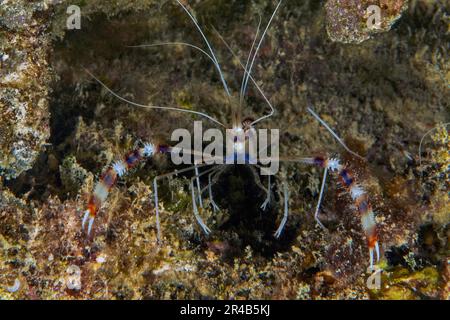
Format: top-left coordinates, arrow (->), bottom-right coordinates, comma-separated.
0,1 -> 54,179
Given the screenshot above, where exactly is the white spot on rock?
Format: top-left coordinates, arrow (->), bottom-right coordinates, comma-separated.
66,265 -> 82,291
6,278 -> 21,293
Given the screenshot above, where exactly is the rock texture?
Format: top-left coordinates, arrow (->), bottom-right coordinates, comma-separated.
0,1 -> 53,179
325,0 -> 408,43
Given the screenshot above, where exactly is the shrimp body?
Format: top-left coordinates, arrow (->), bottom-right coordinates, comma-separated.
82,0 -> 382,271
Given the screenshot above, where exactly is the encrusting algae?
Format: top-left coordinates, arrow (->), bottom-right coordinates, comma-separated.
0,0 -> 449,300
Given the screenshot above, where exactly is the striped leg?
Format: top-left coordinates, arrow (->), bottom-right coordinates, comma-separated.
205,166 -> 226,212
260,174 -> 271,211
207,170 -> 220,212
194,164 -> 203,208
284,156 -> 380,269
274,182 -> 289,238
82,143 -> 155,235
312,156 -> 380,269
313,167 -> 328,230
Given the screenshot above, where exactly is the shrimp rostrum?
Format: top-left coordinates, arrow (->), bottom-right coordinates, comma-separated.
82,0 -> 380,270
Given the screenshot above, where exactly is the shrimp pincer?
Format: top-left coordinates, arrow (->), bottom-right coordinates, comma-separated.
82,143 -> 158,235
307,156 -> 380,270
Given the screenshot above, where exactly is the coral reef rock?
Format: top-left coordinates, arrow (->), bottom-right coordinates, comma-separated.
0,1 -> 53,179
325,0 -> 408,43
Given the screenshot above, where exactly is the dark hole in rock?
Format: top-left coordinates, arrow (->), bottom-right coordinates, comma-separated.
210,165 -> 298,258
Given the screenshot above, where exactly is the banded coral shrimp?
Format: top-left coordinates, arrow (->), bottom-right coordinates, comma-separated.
81,0 -> 380,270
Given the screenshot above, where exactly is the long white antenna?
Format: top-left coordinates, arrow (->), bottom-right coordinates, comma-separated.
128,42 -> 214,61
241,0 -> 283,100
418,122 -> 450,176
84,69 -> 225,127
213,30 -> 276,127
142,36 -> 277,128
240,15 -> 262,106
175,0 -> 231,97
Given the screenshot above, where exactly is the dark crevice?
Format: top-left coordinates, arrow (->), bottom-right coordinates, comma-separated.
211,166 -> 298,258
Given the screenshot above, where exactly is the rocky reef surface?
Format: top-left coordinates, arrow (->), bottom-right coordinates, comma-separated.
0,0 -> 448,299
325,0 -> 409,43
0,0 -> 53,179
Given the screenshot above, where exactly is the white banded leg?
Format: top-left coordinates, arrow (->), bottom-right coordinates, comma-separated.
81,210 -> 96,235
369,241 -> 381,271
260,174 -> 271,211
313,167 -> 328,230
274,182 -> 289,239
194,163 -> 203,208
207,170 -> 220,212
206,166 -> 226,212
248,165 -> 272,211
375,241 -> 380,263
189,167 -> 219,235
199,166 -> 226,212
82,210 -> 90,230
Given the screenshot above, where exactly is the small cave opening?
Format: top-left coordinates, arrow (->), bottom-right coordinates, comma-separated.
206,165 -> 299,259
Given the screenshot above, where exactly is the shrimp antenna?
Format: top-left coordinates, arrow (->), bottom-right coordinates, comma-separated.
128,42 -> 214,62
240,14 -> 262,107
307,106 -> 365,160
241,0 -> 283,101
84,68 -> 225,127
127,42 -> 226,99
128,42 -> 234,125
213,28 -> 276,127
137,32 -> 276,127
418,122 -> 450,177
175,0 -> 231,97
